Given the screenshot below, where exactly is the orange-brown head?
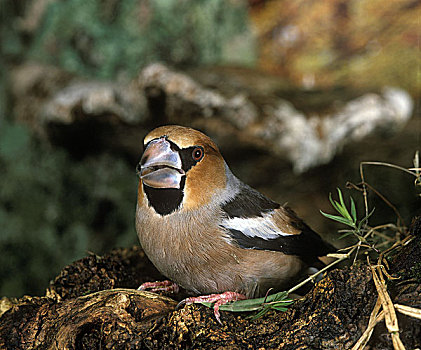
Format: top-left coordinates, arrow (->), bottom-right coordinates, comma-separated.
137,125 -> 227,215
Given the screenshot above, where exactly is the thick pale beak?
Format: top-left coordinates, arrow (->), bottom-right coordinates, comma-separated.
138,137 -> 185,189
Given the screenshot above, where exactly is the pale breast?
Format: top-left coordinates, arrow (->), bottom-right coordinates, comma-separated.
136,203 -> 306,296
135,203 -> 237,292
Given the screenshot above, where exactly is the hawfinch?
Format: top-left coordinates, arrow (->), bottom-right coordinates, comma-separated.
136,125 -> 334,322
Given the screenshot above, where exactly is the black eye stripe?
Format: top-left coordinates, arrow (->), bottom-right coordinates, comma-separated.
179,146 -> 204,172
142,137 -> 204,173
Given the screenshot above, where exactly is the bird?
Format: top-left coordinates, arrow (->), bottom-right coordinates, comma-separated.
135,125 -> 335,323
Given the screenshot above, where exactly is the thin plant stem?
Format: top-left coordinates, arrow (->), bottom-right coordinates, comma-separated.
288,226 -> 375,295
360,161 -> 420,178
361,182 -> 406,228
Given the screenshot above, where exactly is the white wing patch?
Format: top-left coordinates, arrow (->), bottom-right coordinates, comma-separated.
221,211 -> 295,240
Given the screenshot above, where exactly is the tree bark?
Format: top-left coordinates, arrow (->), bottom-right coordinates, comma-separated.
1,217 -> 420,349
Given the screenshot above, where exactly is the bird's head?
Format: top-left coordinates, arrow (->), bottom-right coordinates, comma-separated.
137,125 -> 227,215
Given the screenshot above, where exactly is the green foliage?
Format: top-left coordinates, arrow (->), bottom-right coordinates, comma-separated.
24,0 -> 253,79
0,121 -> 137,297
201,290 -> 293,319
322,189 -> 358,227
320,188 -> 374,240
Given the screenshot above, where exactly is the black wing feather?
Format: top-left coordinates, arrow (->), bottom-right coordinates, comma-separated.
222,184 -> 335,263
228,225 -> 335,264
222,183 -> 280,218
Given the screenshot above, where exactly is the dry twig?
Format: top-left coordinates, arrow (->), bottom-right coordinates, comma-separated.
370,264 -> 405,350
394,304 -> 421,320
352,298 -> 384,350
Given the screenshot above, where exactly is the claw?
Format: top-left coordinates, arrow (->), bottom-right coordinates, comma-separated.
180,291 -> 246,324
138,280 -> 179,294
176,299 -> 187,310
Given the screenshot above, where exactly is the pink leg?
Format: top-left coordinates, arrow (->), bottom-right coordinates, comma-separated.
179,291 -> 247,324
138,280 -> 180,294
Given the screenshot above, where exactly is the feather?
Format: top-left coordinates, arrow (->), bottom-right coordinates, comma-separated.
220,172 -> 335,262
226,224 -> 334,265
221,176 -> 279,219
221,212 -> 294,239
137,125 -> 336,305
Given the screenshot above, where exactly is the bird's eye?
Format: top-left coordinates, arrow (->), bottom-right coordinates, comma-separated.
192,147 -> 204,161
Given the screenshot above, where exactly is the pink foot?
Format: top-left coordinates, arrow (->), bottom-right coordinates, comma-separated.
179,291 -> 246,324
138,280 -> 180,294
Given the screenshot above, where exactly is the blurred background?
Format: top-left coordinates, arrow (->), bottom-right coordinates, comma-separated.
1,0 -> 420,298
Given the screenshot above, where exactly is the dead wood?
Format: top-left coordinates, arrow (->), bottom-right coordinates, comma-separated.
1,217 -> 420,349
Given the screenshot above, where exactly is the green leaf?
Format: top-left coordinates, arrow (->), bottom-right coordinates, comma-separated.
200,302 -> 214,308
320,211 -> 354,227
350,196 -> 357,223
329,199 -> 350,222
357,207 -> 375,231
249,307 -> 270,320
267,300 -> 294,307
218,298 -> 265,312
201,296 -> 267,312
329,193 -> 344,214
200,291 -> 292,313
337,188 -> 345,207
271,305 -> 290,312
264,291 -> 289,302
336,188 -> 352,221
337,231 -> 356,240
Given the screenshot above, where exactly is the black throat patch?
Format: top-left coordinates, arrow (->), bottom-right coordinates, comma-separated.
143,176 -> 186,215
140,139 -> 203,216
